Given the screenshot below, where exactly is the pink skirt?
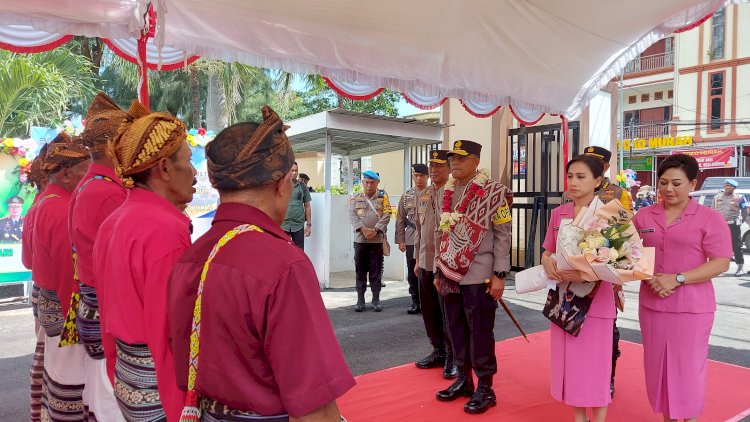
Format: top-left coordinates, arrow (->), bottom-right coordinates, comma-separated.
639,306 -> 714,420
550,316 -> 614,407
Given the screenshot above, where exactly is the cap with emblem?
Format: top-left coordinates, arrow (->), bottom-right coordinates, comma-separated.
6,196 -> 23,206
584,146 -> 612,162
447,140 -> 482,158
362,170 -> 380,181
725,179 -> 739,187
429,149 -> 449,164
411,163 -> 428,175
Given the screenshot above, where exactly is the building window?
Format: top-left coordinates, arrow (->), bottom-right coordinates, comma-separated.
655,92 -> 663,101
641,93 -> 650,102
667,90 -> 673,99
628,95 -> 636,104
708,71 -> 724,130
710,8 -> 725,60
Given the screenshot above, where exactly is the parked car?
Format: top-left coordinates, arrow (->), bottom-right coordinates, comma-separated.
689,177 -> 750,250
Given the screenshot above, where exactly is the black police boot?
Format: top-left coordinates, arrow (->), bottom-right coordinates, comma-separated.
436,366 -> 474,402
415,348 -> 445,369
443,349 -> 458,379
464,376 -> 496,414
372,292 -> 382,312
407,296 -> 420,314
354,292 -> 366,312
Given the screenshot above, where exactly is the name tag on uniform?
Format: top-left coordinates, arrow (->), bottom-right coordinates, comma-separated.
492,204 -> 512,225
553,226 -> 560,232
639,228 -> 655,233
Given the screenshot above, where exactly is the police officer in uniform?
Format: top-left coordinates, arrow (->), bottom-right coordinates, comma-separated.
713,178 -> 748,276
414,150 -> 458,379
349,170 -> 392,312
396,163 -> 429,314
435,140 -> 512,414
583,146 -> 633,211
0,196 -> 24,243
582,145 -> 633,398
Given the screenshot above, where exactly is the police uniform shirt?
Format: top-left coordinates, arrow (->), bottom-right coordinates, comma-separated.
439,183 -> 513,286
414,185 -> 441,272
349,190 -> 391,244
598,178 -> 633,212
395,187 -> 421,246
713,192 -> 748,223
0,216 -> 23,243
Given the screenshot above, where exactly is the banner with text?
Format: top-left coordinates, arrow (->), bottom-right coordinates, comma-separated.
623,156 -> 654,172
671,147 -> 737,170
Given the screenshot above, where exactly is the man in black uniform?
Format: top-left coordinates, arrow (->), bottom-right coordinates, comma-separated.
582,146 -> 631,397
396,163 -> 429,314
0,196 -> 24,243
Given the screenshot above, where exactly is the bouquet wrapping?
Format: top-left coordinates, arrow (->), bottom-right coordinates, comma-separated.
555,196 -> 654,284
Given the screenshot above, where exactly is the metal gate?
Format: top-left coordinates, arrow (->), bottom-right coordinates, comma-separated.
508,122 -> 580,271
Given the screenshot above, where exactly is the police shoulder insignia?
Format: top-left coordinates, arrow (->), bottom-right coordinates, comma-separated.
492,203 -> 512,225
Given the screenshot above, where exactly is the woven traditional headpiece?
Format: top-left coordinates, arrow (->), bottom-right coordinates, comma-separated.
28,143 -> 49,187
206,105 -> 294,190
43,132 -> 89,174
107,100 -> 187,188
80,92 -> 127,153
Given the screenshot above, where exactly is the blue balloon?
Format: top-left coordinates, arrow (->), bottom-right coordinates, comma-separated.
189,128 -> 199,136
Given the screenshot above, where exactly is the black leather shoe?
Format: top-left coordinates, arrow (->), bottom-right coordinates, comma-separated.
436,376 -> 474,402
372,293 -> 382,312
464,381 -> 496,414
354,301 -> 365,312
415,349 -> 445,369
407,302 -> 420,314
443,362 -> 458,379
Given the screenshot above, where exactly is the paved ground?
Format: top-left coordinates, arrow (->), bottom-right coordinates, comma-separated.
0,266 -> 748,421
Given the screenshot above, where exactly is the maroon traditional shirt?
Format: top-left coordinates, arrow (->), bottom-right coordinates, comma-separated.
31,183 -> 76,317
69,163 -> 126,287
21,195 -> 39,270
94,188 -> 191,421
168,202 -> 355,418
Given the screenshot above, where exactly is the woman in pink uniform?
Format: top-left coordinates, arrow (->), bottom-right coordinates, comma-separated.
541,155 -> 615,422
632,154 -> 730,422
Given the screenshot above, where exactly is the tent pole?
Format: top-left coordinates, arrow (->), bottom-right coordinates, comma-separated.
618,68 -> 625,175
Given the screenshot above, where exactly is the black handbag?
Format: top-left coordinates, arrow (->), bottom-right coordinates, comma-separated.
542,281 -> 600,337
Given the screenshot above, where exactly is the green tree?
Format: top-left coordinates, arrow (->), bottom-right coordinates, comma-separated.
0,48 -> 97,137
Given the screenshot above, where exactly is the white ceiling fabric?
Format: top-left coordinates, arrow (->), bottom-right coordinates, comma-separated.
0,0 -> 739,118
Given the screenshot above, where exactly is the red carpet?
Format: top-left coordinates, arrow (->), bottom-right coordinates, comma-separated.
338,331 -> 750,421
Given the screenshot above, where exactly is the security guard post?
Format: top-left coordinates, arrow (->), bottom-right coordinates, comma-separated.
349,170 -> 391,312
435,140 -> 512,414
0,196 -> 24,243
413,150 -> 458,379
396,163 -> 429,314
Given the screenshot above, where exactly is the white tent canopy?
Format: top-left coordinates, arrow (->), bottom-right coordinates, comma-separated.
0,0 -> 737,119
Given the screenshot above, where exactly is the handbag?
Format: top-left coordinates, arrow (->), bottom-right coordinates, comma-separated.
541,281 -> 600,337
365,196 -> 391,256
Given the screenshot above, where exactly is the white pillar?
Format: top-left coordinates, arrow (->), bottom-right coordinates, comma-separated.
403,144 -> 412,193
321,132 -> 333,289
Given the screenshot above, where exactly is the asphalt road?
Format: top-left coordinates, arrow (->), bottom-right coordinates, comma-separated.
1,271 -> 749,421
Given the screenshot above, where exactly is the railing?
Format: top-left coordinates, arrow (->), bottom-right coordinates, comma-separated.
624,51 -> 674,74
621,123 -> 670,140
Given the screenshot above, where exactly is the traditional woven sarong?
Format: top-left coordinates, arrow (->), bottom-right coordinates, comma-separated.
41,369 -> 85,422
32,283 -> 41,318
114,340 -> 167,422
38,288 -> 64,337
76,283 -> 104,359
30,327 -> 45,422
199,397 -> 289,422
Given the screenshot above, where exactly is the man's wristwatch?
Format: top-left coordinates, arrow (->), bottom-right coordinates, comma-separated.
306,222 -> 312,227
493,271 -> 507,279
676,273 -> 686,285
